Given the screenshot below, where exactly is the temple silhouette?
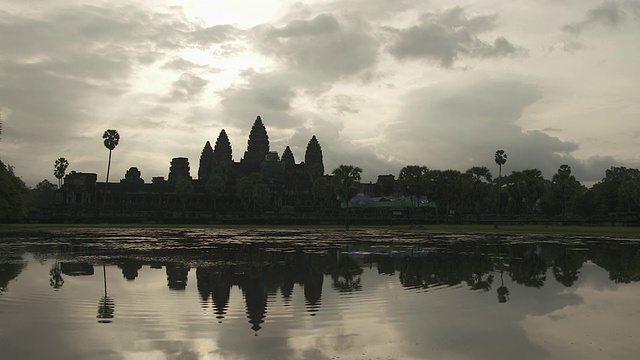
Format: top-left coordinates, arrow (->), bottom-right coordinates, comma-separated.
56,116 -> 327,218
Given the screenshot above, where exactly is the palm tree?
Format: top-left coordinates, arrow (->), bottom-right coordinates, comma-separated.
551,164 -> 580,216
332,165 -> 362,230
494,150 -> 507,178
102,129 -> 120,211
494,150 -> 507,215
53,157 -> 69,188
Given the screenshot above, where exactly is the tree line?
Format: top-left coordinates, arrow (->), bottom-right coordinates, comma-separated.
391,151 -> 640,219
4,126 -> 640,222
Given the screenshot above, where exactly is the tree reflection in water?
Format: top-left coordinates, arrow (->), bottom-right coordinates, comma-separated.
330,255 -> 363,292
497,272 -> 510,303
97,264 -> 114,324
5,233 -> 640,333
1,261 -> 26,294
49,261 -> 64,290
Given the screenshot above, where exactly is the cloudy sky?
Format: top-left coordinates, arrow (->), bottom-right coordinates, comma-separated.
1,0 -> 639,186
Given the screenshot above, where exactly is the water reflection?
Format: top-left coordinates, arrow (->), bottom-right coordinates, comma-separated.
0,260 -> 26,294
49,262 -> 64,289
4,237 -> 640,303
1,230 -> 640,359
97,264 -> 114,323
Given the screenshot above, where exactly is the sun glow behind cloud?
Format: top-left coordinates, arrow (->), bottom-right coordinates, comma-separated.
1,0 -> 640,185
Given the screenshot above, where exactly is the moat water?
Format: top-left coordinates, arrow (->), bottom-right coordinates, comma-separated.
1,228 -> 639,359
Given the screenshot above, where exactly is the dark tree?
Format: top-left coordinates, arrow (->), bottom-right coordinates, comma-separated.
28,179 -> 58,211
399,165 -> 428,211
590,167 -> 640,215
507,169 -> 545,214
494,150 -> 507,215
102,129 -> 120,211
0,160 -> 28,218
332,165 -> 362,230
53,157 -> 69,188
465,166 -> 493,215
551,164 -> 581,216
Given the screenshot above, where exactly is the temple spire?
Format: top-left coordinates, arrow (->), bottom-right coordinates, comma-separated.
304,135 -> 324,177
281,146 -> 295,165
213,130 -> 233,164
242,116 -> 269,164
198,141 -> 214,180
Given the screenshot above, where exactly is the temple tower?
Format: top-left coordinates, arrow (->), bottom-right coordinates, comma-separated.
281,146 -> 295,165
168,157 -> 191,182
242,116 -> 269,164
198,141 -> 214,180
206,129 -> 233,179
304,136 -> 324,178
213,129 -> 233,164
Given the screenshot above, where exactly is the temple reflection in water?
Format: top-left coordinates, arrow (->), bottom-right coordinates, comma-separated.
3,230 -> 640,360
2,237 -> 633,334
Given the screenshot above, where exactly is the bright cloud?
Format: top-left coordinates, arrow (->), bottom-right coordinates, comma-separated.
0,0 -> 639,186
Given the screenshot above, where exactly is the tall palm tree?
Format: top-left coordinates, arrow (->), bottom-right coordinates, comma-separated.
494,150 -> 507,216
102,129 -> 120,211
53,157 -> 69,188
332,165 -> 362,230
494,150 -> 507,178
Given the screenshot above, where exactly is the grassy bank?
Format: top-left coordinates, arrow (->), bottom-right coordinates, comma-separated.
2,223 -> 640,237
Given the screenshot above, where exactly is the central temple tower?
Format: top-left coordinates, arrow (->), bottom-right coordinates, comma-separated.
241,116 -> 269,164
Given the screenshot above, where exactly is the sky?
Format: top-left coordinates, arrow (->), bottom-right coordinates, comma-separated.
0,0 -> 639,187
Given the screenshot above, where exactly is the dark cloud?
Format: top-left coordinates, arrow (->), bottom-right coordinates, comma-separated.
162,57 -> 220,72
563,2 -> 625,34
628,0 -> 640,16
557,1 -> 640,52
0,6 -> 186,60
381,78 -> 611,183
252,13 -> 378,80
188,24 -> 240,47
218,71 -> 299,129
317,94 -> 361,115
559,40 -> 586,53
272,13 -> 341,37
164,73 -> 208,102
287,0 -> 418,22
388,7 -> 525,67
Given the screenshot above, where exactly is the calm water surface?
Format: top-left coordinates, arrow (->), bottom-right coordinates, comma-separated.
1,228 -> 640,359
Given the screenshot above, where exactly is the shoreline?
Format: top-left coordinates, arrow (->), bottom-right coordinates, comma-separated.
2,223 -> 640,237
